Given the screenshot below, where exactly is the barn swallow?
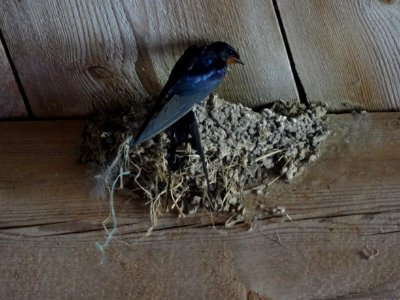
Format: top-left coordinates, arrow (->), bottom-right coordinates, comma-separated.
132,41 -> 243,145
131,41 -> 243,200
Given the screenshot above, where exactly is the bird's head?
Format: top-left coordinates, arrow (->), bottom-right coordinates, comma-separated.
208,41 -> 244,65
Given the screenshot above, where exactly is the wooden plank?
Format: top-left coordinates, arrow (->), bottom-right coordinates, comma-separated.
277,0 -> 400,112
0,0 -> 298,117
0,1 -> 148,117
127,0 -> 299,107
0,37 -> 27,118
2,212 -> 400,300
0,112 -> 400,299
265,112 -> 400,219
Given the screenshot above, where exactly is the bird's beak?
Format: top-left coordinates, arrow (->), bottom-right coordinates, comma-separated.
227,55 -> 244,65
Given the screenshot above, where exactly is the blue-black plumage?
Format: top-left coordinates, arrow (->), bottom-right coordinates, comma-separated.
132,41 -> 243,146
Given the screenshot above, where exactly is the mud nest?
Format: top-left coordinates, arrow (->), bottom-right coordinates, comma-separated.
80,95 -> 329,226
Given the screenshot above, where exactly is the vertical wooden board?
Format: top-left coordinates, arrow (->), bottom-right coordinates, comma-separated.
0,0 -> 298,117
0,39 -> 27,118
277,0 -> 400,112
126,0 -> 299,107
0,0 -> 148,117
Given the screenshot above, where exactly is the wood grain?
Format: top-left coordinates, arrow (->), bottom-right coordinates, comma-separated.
277,0 -> 400,112
0,37 -> 27,118
0,0 -> 298,117
1,112 -> 400,299
0,1 -> 147,117
127,0 -> 299,107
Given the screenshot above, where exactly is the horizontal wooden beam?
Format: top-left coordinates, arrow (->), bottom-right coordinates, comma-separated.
0,112 -> 400,298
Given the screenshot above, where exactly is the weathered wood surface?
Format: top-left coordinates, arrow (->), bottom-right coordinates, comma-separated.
1,113 -> 400,299
0,1 -> 146,117
277,0 -> 400,112
0,0 -> 298,118
0,38 -> 27,118
127,0 -> 298,107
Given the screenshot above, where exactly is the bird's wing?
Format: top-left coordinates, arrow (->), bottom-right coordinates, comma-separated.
158,45 -> 203,100
132,92 -> 207,146
132,44 -> 223,146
